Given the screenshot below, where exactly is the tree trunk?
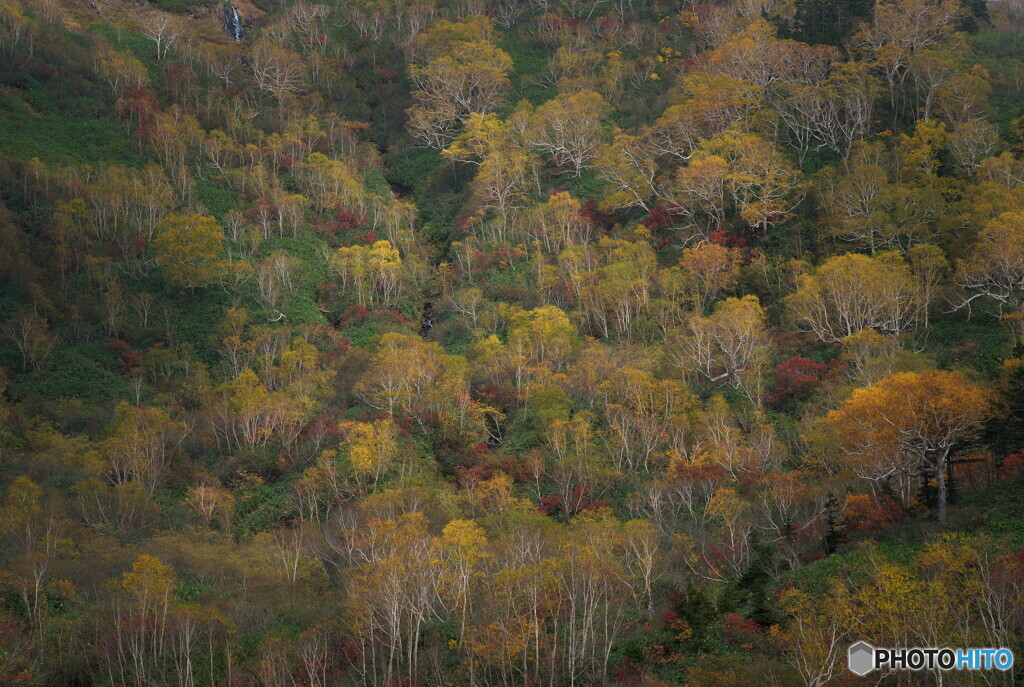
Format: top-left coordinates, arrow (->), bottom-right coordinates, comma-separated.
935,447 -> 950,523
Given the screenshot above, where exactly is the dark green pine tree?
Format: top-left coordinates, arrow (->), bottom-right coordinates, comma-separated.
784,0 -> 872,46
986,357 -> 1024,459
823,491 -> 845,555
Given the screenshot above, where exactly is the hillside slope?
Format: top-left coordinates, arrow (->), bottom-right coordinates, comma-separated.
1,1 -> 1024,686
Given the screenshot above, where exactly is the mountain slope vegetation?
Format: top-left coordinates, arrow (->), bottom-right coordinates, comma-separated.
1,0 -> 1024,685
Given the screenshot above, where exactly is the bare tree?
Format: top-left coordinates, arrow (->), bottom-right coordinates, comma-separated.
141,14 -> 184,60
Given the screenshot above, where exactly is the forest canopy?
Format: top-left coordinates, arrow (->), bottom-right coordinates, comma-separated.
2,0 -> 1024,685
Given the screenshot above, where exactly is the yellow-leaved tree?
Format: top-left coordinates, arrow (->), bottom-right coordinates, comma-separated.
670,295 -> 771,403
693,128 -> 804,235
526,90 -> 611,176
329,240 -> 402,306
102,402 -> 189,499
957,209 -> 1024,315
406,17 -> 513,148
786,251 -> 921,343
153,214 -> 226,291
437,518 -> 490,648
339,418 -> 399,490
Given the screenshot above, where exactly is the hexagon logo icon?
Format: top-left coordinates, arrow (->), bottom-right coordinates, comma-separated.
848,641 -> 875,676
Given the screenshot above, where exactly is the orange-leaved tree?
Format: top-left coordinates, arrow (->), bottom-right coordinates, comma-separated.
824,370 -> 988,522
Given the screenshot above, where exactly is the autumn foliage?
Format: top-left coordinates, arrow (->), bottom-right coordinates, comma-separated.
1,0 -> 1024,685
